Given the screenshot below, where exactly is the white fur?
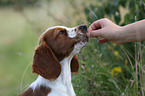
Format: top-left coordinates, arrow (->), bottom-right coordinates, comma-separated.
67,27 -> 77,38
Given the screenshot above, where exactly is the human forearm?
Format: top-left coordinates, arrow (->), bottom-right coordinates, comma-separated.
119,19 -> 145,43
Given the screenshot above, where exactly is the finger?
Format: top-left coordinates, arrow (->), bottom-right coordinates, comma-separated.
86,33 -> 91,37
87,33 -> 99,38
89,29 -> 103,37
87,27 -> 93,32
98,38 -> 110,43
88,20 -> 102,32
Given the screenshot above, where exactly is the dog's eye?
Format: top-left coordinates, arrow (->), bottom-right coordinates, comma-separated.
59,30 -> 66,34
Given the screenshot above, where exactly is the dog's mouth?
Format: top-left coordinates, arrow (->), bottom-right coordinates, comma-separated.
72,25 -> 89,49
76,34 -> 88,43
80,33 -> 89,42
74,32 -> 89,49
75,27 -> 89,43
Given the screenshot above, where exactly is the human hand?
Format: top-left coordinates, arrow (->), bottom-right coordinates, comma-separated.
87,18 -> 122,44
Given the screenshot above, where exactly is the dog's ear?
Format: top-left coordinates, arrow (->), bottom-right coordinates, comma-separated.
32,40 -> 61,80
71,55 -> 79,73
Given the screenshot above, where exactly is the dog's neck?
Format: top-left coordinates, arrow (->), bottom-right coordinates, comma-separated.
30,54 -> 75,96
59,57 -> 73,85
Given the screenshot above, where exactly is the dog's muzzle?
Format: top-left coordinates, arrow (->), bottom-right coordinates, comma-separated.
76,25 -> 89,43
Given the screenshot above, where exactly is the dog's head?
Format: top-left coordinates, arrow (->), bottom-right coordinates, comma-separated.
32,25 -> 88,80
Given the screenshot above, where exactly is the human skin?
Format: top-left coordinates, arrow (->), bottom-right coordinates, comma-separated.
87,18 -> 145,44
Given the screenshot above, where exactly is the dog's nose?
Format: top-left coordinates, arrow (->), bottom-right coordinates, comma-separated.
78,25 -> 87,31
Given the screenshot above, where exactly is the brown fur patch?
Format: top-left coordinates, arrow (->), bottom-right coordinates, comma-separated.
32,41 -> 61,80
18,86 -> 51,96
33,86 -> 51,96
71,55 -> 79,73
18,88 -> 33,96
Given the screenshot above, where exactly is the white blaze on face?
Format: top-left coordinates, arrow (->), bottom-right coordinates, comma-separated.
67,27 -> 77,38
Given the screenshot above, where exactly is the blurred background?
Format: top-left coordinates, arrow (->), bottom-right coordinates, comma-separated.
0,0 -> 145,96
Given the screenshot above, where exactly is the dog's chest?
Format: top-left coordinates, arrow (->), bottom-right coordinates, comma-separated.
29,58 -> 76,96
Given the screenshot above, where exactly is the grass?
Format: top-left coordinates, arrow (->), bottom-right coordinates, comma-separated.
0,0 -> 145,96
0,7 -> 39,96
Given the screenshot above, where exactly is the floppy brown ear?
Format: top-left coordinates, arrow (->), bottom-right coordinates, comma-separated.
32,41 -> 61,80
71,55 -> 79,73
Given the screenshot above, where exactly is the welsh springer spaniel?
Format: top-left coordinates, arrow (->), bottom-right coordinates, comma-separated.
18,25 -> 88,96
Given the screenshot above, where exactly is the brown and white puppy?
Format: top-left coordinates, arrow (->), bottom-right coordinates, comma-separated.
18,25 -> 88,96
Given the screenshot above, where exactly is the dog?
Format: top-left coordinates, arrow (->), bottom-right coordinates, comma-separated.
18,25 -> 88,96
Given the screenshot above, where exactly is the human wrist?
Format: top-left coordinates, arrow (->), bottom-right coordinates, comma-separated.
118,24 -> 137,43
114,26 -> 124,40
118,25 -> 131,42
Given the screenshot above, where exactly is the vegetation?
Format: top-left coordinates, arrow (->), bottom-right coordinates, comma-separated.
0,0 -> 144,96
77,0 -> 145,96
